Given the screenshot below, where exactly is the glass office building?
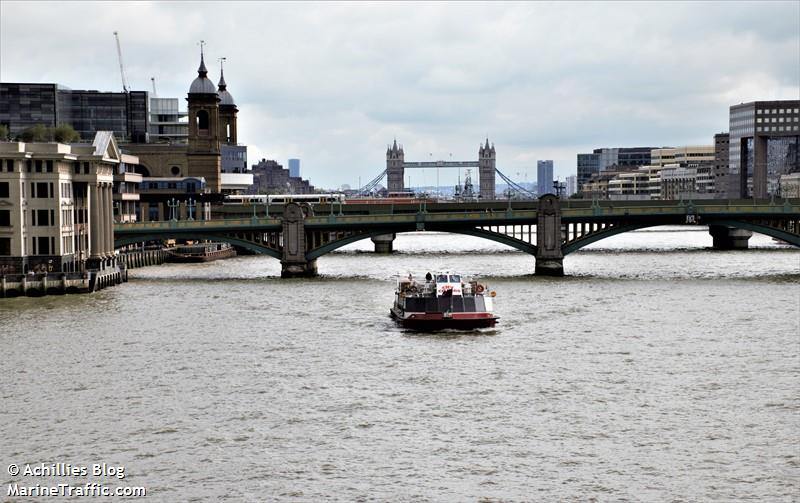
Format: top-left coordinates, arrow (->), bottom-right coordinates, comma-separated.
0,83 -> 149,143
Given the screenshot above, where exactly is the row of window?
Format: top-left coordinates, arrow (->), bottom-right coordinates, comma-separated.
757,108 -> 800,114
757,117 -> 800,124
756,126 -> 800,133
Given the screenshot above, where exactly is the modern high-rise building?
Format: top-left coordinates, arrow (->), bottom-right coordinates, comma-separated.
288,159 -> 300,178
149,97 -> 188,144
537,160 -> 554,196
565,175 -> 577,198
577,153 -> 600,191
713,133 -> 730,199
727,100 -> 799,198
576,146 -> 660,193
0,83 -> 149,143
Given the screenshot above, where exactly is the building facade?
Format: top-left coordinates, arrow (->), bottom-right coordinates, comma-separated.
0,83 -> 149,143
288,159 -> 300,178
0,132 -> 132,274
149,97 -> 188,144
727,100 -> 800,198
713,132 -> 730,199
537,160 -> 554,196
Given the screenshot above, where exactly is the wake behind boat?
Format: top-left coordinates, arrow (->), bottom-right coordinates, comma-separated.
390,271 -> 498,330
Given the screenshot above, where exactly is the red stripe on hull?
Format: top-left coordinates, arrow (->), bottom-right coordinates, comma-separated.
390,308 -> 498,331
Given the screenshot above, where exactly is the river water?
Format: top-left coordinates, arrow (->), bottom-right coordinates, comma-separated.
2,227 -> 799,502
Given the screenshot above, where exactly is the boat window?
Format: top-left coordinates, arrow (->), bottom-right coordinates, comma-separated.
449,275 -> 461,283
436,274 -> 448,283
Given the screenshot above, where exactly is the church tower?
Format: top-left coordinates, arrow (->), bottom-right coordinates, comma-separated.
478,138 -> 496,200
217,59 -> 238,145
386,139 -> 405,193
187,43 -> 222,192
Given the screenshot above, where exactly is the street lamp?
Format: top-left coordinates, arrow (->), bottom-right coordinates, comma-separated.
167,197 -> 179,221
187,197 -> 196,220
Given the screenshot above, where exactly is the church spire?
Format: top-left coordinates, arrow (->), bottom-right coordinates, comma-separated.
198,40 -> 208,77
218,57 -> 227,90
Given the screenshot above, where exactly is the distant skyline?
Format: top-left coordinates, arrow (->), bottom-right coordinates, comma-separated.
1,1 -> 798,188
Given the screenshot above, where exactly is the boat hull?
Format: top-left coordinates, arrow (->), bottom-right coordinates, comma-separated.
390,307 -> 498,331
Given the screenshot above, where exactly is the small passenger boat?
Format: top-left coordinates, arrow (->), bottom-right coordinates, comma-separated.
390,271 -> 498,330
165,242 -> 237,263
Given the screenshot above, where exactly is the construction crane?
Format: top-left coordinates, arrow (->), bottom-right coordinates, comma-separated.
150,77 -> 157,97
113,31 -> 129,93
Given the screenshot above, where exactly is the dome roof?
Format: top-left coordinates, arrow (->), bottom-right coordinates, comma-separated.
190,76 -> 217,94
217,65 -> 235,106
218,89 -> 235,106
188,48 -> 218,95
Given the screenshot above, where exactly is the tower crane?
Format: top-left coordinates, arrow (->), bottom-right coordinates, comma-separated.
113,31 -> 129,92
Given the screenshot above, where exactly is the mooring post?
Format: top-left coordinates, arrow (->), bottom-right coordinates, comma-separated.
280,203 -> 317,278
535,194 -> 564,276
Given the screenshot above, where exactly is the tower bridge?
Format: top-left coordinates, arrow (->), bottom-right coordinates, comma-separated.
386,138 -> 497,199
115,197 -> 800,278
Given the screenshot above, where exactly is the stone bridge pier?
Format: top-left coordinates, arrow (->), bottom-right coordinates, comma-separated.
371,233 -> 396,253
281,203 -> 317,278
535,194 -> 564,276
709,225 -> 753,249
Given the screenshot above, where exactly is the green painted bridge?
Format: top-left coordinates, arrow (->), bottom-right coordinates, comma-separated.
115,196 -> 800,277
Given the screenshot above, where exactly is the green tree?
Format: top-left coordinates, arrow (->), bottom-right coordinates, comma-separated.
19,124 -> 52,142
0,124 -> 8,141
52,123 -> 80,143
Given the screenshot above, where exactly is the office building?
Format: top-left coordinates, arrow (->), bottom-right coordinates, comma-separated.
565,175 -> 577,198
577,153 -> 600,191
288,159 -> 300,178
713,133 -> 730,199
0,83 -> 149,143
0,132 -> 135,274
727,100 -> 799,198
537,160 -> 554,196
149,97 -> 188,144
248,159 -> 314,195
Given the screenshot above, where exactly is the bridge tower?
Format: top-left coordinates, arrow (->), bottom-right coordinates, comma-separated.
386,139 -> 405,193
479,138 -> 496,200
217,60 -> 238,145
187,44 -> 222,193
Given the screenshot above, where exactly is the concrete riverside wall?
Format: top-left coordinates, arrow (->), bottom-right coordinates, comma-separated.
1,250 -> 167,298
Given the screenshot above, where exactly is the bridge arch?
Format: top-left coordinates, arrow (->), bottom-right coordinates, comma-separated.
115,233 -> 282,259
306,227 -> 538,260
562,220 -> 800,255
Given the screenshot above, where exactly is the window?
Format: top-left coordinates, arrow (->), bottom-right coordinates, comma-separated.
83,162 -> 89,174
36,236 -> 50,255
196,110 -> 209,131
26,160 -> 32,173
0,237 -> 10,256
36,209 -> 50,226
46,160 -> 53,172
5,159 -> 13,172
0,182 -> 8,198
74,162 -> 80,174
0,210 -> 10,226
35,160 -> 43,172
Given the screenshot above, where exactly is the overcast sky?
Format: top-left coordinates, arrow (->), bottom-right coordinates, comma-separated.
2,1 -> 798,189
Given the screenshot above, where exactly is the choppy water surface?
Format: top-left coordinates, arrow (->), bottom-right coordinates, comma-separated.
2,227 -> 799,502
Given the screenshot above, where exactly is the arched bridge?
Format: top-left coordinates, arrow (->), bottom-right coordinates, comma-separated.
115,196 -> 800,277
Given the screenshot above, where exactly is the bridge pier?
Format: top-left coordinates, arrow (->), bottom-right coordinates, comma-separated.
281,203 -> 318,278
535,194 -> 564,276
709,225 -> 752,250
371,233 -> 395,254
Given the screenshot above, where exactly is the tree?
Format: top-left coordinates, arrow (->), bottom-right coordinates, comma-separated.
0,124 -> 8,141
19,124 -> 52,142
53,123 -> 80,143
